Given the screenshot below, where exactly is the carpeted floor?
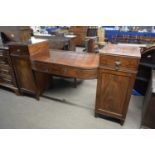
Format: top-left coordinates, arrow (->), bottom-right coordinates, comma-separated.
0,78 -> 143,129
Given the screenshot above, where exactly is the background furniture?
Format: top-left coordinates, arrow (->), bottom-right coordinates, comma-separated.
0,26 -> 31,42
95,44 -> 141,125
84,27 -> 105,53
112,35 -> 155,44
34,33 -> 76,51
141,70 -> 155,128
0,46 -> 19,95
105,29 -> 155,43
134,45 -> 155,95
69,26 -> 88,46
85,36 -> 98,53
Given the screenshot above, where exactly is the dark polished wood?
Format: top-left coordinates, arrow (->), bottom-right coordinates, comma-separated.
95,44 -> 141,124
141,70 -> 155,128
0,47 -> 19,95
31,50 -> 99,79
134,45 -> 155,95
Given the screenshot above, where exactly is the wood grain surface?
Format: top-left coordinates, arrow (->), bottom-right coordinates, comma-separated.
31,50 -> 99,79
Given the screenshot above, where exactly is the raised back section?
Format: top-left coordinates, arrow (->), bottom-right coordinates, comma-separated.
8,38 -> 49,56
28,39 -> 50,56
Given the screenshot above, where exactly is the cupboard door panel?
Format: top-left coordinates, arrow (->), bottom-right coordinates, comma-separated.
96,69 -> 133,119
102,73 -> 129,114
12,57 -> 36,93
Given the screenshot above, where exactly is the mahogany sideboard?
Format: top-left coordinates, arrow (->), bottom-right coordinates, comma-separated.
0,38 -> 142,125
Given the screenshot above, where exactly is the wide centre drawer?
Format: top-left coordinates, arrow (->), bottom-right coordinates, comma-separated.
32,61 -> 97,79
32,62 -> 64,75
100,55 -> 139,71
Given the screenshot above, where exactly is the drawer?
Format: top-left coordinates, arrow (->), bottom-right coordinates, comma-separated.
49,64 -> 64,75
0,68 -> 11,75
0,56 -> 9,65
32,62 -> 50,73
0,77 -> 13,85
32,61 -> 97,79
32,62 -> 64,75
0,73 -> 12,80
0,49 -> 9,56
0,64 -> 10,70
100,55 -> 139,71
9,45 -> 28,56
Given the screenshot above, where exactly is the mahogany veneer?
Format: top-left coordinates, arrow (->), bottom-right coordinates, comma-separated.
95,44 -> 141,125
31,50 -> 99,79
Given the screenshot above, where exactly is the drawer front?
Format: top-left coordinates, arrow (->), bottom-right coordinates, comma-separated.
0,64 -> 10,70
100,55 -> 139,71
0,73 -> 12,80
0,56 -> 10,65
0,68 -> 11,75
32,61 -> 97,79
9,45 -> 28,56
32,62 -> 64,75
32,62 -> 78,77
0,77 -> 13,85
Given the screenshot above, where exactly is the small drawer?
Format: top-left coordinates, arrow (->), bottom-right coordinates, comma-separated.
49,64 -> 64,75
0,49 -> 8,55
0,69 -> 11,75
0,73 -> 12,80
50,65 -> 77,77
0,77 -> 13,85
0,56 -> 9,65
0,64 -> 10,70
100,55 -> 139,71
62,67 -> 77,77
32,61 -> 49,72
9,45 -> 28,55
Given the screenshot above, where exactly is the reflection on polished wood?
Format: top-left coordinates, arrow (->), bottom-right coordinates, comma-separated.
31,50 -> 99,79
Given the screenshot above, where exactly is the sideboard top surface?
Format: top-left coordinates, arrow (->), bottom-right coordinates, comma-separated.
31,50 -> 99,70
100,44 -> 141,58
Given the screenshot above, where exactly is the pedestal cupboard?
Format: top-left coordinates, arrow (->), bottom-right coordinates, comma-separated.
95,44 -> 141,125
8,39 -> 50,100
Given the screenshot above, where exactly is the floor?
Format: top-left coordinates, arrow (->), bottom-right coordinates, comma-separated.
0,78 -> 144,129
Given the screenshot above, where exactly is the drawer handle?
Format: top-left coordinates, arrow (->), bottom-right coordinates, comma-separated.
115,60 -> 121,70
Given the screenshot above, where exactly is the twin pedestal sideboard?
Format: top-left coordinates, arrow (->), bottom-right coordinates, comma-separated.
0,39 -> 141,125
